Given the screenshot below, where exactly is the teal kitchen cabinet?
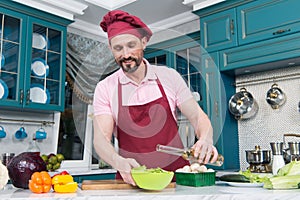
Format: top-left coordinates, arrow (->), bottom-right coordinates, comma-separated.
201,52 -> 238,170
200,8 -> 238,53
219,31 -> 300,72
73,173 -> 115,183
0,1 -> 72,112
197,0 -> 300,72
237,0 -> 300,45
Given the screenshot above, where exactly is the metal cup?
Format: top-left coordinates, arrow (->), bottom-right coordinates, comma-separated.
288,142 -> 300,155
270,142 -> 283,155
1,153 -> 15,166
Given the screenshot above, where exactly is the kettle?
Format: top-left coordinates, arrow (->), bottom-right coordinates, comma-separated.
228,88 -> 259,120
266,83 -> 286,109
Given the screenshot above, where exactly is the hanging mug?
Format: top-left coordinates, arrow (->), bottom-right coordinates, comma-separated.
0,126 -> 6,138
35,128 -> 47,140
15,127 -> 28,139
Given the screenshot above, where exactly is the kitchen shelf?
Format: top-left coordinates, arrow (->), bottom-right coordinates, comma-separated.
0,117 -> 54,126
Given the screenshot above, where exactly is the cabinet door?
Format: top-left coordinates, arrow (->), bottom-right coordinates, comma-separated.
25,17 -> 67,111
237,0 -> 300,45
201,53 -> 223,145
200,9 -> 238,52
201,52 -> 239,170
0,8 -> 26,108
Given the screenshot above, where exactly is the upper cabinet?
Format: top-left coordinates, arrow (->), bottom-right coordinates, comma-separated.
200,8 -> 238,53
237,0 -> 300,45
196,0 -> 300,73
0,1 -> 72,112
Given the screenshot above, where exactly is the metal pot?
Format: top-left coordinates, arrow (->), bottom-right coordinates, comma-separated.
228,88 -> 259,120
266,83 -> 286,109
245,146 -> 271,165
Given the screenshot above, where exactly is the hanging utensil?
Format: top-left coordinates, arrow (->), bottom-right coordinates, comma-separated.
228,88 -> 259,120
266,83 -> 286,109
156,144 -> 224,167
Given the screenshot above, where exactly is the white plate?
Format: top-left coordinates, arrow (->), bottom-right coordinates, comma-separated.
0,79 -> 8,99
225,181 -> 263,187
32,33 -> 48,49
30,84 -> 50,104
31,59 -> 49,77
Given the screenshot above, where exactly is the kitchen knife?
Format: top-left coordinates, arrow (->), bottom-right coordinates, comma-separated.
156,144 -> 224,167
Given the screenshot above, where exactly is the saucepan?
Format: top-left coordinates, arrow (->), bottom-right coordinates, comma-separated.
266,83 -> 286,109
245,145 -> 271,165
228,88 -> 259,120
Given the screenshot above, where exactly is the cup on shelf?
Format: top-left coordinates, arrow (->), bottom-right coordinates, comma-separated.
15,127 -> 28,139
35,128 -> 47,140
0,126 -> 6,139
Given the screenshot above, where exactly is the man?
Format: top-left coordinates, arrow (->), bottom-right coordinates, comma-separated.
93,10 -> 218,185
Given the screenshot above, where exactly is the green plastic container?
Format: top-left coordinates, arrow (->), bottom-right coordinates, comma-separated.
175,172 -> 216,187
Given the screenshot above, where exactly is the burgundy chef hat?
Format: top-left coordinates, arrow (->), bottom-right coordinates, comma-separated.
100,10 -> 152,41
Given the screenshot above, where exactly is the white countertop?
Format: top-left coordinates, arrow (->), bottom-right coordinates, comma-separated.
1,182 -> 300,200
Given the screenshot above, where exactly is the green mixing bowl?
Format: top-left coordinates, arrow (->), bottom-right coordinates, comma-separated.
131,166 -> 174,190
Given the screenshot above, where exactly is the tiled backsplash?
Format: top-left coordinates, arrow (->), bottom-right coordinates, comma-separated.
236,66 -> 300,170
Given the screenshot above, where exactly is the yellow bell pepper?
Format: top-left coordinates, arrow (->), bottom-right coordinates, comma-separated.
51,174 -> 77,193
53,182 -> 78,193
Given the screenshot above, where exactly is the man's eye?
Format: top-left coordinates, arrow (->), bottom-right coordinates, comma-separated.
114,46 -> 122,51
128,42 -> 137,48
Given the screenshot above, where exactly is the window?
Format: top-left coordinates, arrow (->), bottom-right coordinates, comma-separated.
57,82 -> 94,171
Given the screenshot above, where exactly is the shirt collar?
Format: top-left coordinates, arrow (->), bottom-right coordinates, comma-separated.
119,59 -> 157,85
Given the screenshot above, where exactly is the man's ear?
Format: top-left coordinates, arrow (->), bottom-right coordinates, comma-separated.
141,37 -> 148,50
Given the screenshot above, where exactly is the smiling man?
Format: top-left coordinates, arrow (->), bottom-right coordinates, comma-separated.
93,10 -> 218,185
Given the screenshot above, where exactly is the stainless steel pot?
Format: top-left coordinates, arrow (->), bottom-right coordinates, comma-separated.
266,83 -> 286,109
245,145 -> 271,165
228,88 -> 259,120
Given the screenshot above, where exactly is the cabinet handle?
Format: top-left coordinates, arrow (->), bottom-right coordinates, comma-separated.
214,101 -> 219,117
20,89 -> 24,104
26,90 -> 30,105
230,19 -> 234,35
272,29 -> 291,35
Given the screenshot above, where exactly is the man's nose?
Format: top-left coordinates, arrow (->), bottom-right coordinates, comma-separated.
121,47 -> 131,58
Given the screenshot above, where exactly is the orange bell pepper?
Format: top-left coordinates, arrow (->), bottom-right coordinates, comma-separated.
29,171 -> 52,193
52,174 -> 77,193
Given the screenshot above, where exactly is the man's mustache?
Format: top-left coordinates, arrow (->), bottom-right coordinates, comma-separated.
119,57 -> 137,63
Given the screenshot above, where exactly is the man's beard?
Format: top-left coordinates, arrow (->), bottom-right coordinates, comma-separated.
118,56 -> 143,73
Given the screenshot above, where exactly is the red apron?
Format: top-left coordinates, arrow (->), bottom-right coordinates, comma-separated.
116,77 -> 189,179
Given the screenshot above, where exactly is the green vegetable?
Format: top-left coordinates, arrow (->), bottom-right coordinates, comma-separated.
239,169 -> 270,183
219,174 -> 249,183
263,161 -> 300,189
277,161 -> 300,176
264,175 -> 300,189
131,165 -> 171,174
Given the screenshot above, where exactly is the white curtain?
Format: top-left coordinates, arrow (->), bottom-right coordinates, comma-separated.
66,32 -> 118,104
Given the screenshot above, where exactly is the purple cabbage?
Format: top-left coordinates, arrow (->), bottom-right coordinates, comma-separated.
7,152 -> 46,189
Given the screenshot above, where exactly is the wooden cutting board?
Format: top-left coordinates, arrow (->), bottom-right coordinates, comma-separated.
81,179 -> 176,190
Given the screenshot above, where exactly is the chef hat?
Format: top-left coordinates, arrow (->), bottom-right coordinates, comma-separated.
100,10 -> 152,41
